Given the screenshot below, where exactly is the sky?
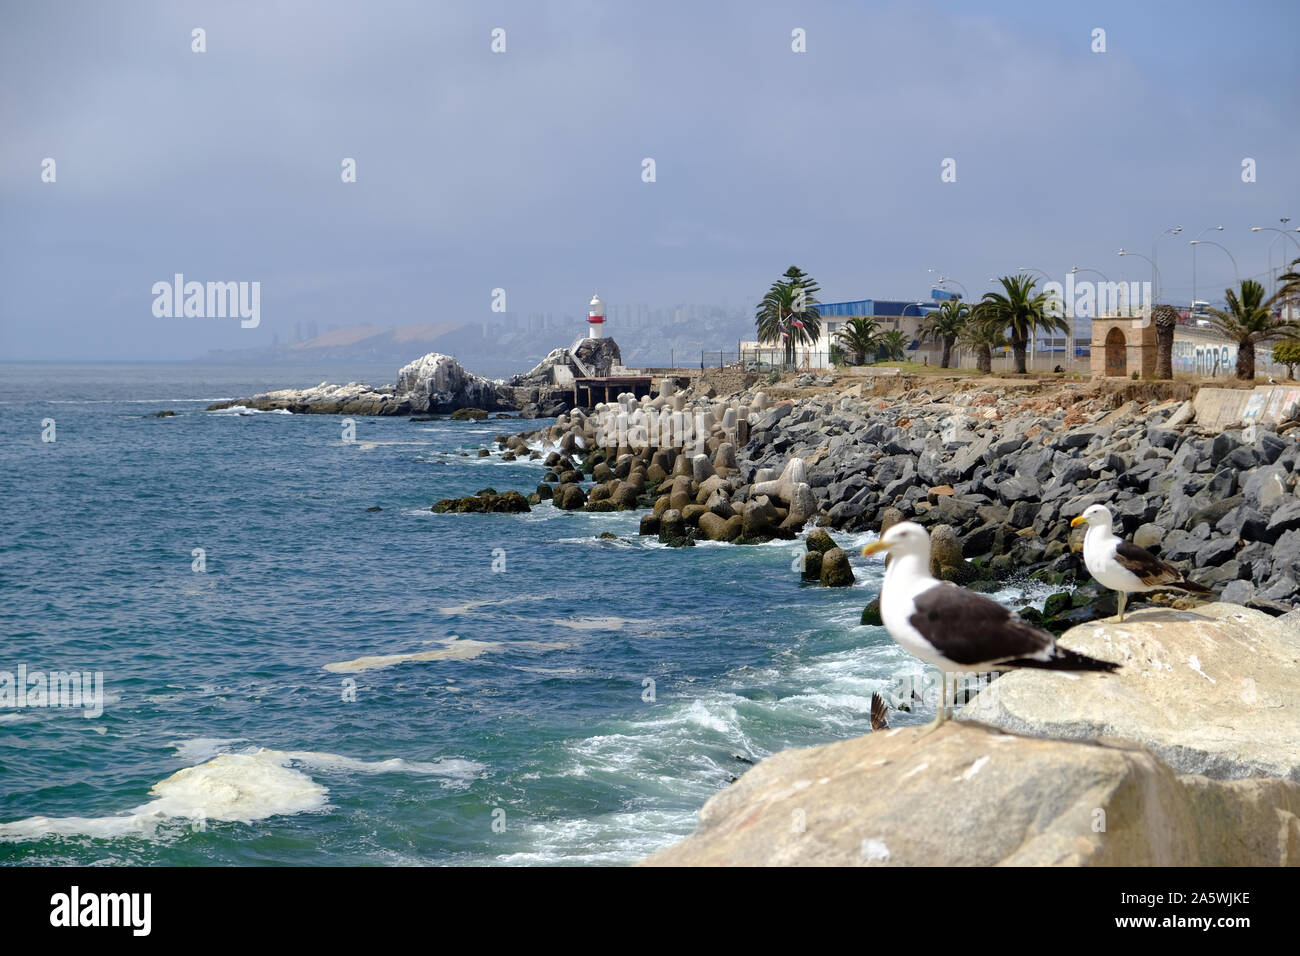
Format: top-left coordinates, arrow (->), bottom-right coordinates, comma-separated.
1,0 -> 1297,361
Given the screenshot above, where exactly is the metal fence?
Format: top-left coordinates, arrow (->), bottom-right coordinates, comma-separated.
629,349 -> 830,371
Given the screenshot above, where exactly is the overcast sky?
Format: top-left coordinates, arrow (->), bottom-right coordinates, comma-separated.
2,0 -> 1297,361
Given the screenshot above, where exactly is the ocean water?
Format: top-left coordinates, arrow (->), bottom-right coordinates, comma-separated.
0,363 -> 1058,866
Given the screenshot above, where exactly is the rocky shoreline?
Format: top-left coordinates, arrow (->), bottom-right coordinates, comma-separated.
487,372 -> 1300,623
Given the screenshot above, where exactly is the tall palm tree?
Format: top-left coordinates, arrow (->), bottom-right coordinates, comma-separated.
879,329 -> 908,361
920,299 -> 970,368
754,266 -> 822,366
834,316 -> 880,365
1151,304 -> 1180,380
1205,278 -> 1300,380
979,274 -> 1066,374
959,303 -> 1007,374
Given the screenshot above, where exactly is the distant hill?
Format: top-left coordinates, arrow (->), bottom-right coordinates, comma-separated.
203,308 -> 759,379
204,321 -> 518,373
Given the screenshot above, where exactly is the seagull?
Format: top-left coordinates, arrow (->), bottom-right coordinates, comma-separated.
862,522 -> 1119,735
1071,504 -> 1211,622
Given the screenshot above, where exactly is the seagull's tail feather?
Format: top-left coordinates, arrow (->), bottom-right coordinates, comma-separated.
1169,579 -> 1212,594
1007,647 -> 1121,673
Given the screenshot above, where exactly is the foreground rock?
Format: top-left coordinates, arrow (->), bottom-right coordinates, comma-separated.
645,606 -> 1300,865
959,603 -> 1300,781
642,721 -> 1300,866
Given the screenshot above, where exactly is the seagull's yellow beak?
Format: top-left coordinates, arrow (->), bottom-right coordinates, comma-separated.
1069,515 -> 1087,528
861,540 -> 890,556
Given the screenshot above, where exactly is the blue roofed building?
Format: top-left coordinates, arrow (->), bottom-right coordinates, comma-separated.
741,296 -> 941,367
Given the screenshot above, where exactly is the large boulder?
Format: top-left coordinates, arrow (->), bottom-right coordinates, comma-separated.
698,512 -> 742,542
960,604 -> 1300,781
928,524 -> 979,585
658,509 -> 695,547
553,483 -> 587,510
641,721 -> 1300,866
396,352 -> 510,413
818,547 -> 855,587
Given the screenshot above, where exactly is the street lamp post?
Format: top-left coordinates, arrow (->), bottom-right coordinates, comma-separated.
1188,240 -> 1239,286
1250,226 -> 1300,283
900,301 -> 925,364
1117,249 -> 1161,318
937,275 -> 968,298
1151,225 -> 1182,302
1191,226 -> 1223,305
1069,267 -> 1111,370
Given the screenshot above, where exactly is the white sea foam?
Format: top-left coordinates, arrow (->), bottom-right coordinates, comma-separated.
205,405 -> 292,416
323,635 -> 569,673
0,745 -> 483,843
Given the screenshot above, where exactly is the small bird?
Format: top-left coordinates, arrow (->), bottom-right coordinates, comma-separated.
1071,504 -> 1211,622
862,522 -> 1119,735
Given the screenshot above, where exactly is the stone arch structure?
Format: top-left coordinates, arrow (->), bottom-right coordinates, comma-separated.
1091,317 -> 1156,378
1105,327 -> 1127,376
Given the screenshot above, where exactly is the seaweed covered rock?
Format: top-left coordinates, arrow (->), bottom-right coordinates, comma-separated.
431,490 -> 530,514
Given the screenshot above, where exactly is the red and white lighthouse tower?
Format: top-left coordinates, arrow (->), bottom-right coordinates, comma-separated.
587,293 -> 605,339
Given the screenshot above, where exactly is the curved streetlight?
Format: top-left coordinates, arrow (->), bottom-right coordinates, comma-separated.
937,275 -> 968,298
1191,226 -> 1223,304
896,302 -> 926,360
927,268 -> 968,300
1250,225 -> 1300,251
1070,266 -> 1110,282
1067,267 -> 1111,361
1151,225 -> 1182,301
1188,240 -> 1239,287
1117,249 -> 1160,317
1250,226 -> 1300,283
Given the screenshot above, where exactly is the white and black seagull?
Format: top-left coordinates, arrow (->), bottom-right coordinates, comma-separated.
1071,504 -> 1211,622
862,522 -> 1119,735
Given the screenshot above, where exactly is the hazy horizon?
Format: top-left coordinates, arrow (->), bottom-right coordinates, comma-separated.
3,0 -> 1297,363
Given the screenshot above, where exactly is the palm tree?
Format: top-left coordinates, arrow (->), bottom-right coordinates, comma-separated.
979,274 -> 1066,374
1205,278 -> 1300,380
834,316 -> 880,365
879,329 -> 908,361
959,303 -> 1007,374
1151,304 -> 1180,380
754,266 -> 822,367
920,299 -> 970,368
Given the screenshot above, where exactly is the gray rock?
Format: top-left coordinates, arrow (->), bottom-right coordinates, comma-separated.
1265,500 -> 1300,538
1132,523 -> 1164,552
1194,536 -> 1237,568
1242,465 -> 1288,513
1220,579 -> 1254,605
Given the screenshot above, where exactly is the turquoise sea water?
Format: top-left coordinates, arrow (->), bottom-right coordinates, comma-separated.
0,363 -> 1054,865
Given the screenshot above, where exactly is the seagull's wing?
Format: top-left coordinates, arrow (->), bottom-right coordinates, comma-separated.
907,582 -> 1054,667
1114,541 -> 1185,587
870,692 -> 889,731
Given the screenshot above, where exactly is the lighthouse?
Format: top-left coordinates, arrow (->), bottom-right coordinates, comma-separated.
587,293 -> 605,339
